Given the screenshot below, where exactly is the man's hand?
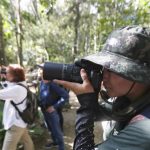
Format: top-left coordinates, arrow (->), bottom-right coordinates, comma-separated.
46,106 -> 55,113
53,69 -> 94,95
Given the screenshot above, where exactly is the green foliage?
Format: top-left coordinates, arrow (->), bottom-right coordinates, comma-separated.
39,0 -> 50,7
0,102 -> 5,145
134,0 -> 150,25
0,0 -> 150,66
0,0 -> 9,10
0,102 -> 4,128
22,11 -> 36,24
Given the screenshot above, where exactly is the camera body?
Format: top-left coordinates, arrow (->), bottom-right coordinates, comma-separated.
42,59 -> 103,92
0,67 -> 6,83
0,67 -> 6,75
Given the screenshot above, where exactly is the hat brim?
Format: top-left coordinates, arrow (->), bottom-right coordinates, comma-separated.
83,51 -> 150,83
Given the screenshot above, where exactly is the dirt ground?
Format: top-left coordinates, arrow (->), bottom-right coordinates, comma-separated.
33,91 -> 103,150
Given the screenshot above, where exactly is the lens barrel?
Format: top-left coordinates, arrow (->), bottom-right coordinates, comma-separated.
43,62 -> 64,80
43,62 -> 82,83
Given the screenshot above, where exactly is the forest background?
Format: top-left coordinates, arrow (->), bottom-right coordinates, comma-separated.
0,0 -> 150,66
0,0 -> 150,149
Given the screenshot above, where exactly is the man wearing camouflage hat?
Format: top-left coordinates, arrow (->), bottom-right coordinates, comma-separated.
54,25 -> 150,150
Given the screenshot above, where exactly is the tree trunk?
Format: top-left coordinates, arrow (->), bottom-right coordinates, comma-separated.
72,1 -> 81,58
0,13 -> 6,65
15,0 -> 23,66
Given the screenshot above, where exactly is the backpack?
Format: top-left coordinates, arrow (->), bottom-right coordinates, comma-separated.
11,83 -> 38,125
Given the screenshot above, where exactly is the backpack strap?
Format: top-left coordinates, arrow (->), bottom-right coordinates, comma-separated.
11,101 -> 22,112
17,83 -> 28,90
11,83 -> 27,105
11,100 -> 27,123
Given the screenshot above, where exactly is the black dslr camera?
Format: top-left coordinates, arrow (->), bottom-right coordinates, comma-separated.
0,67 -> 6,75
0,67 -> 6,82
42,59 -> 103,92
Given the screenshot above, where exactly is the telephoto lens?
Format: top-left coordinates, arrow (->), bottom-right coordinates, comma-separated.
43,62 -> 82,83
41,60 -> 103,92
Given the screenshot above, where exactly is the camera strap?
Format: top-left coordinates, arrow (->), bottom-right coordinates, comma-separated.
111,90 -> 150,121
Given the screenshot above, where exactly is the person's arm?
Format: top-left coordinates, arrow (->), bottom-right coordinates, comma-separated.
73,93 -> 97,150
0,85 -> 26,102
73,92 -> 112,150
53,68 -> 109,149
51,82 -> 69,109
0,86 -> 18,100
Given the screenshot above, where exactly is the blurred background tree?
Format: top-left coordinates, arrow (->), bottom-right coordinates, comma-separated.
0,0 -> 149,65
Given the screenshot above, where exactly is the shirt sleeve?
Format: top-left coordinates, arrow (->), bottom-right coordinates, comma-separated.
73,92 -> 112,150
97,119 -> 150,150
0,85 -> 26,102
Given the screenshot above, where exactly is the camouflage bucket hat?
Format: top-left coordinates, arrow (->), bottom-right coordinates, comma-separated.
83,26 -> 150,83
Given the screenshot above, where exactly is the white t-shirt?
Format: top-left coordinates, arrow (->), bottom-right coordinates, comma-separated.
0,81 -> 27,130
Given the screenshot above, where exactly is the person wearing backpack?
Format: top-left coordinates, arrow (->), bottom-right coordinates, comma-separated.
39,74 -> 69,150
0,65 -> 34,150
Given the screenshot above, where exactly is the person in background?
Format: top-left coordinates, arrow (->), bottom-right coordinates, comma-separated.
39,70 -> 69,150
54,26 -> 150,150
0,64 -> 34,150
